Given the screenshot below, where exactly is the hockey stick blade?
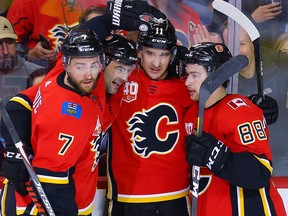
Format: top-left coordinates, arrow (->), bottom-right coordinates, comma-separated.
0,99 -> 56,216
212,0 -> 260,41
212,0 -> 264,98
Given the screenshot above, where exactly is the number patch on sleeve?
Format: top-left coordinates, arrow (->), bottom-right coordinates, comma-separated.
238,120 -> 267,145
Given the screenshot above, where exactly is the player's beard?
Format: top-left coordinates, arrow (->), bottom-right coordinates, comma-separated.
67,75 -> 98,96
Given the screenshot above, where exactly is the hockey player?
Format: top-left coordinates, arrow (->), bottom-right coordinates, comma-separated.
102,33 -> 138,132
181,42 -> 286,216
3,29 -> 105,215
104,18 -> 192,216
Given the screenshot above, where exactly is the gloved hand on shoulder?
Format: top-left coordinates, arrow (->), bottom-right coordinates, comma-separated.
186,132 -> 230,173
105,0 -> 167,31
247,94 -> 278,125
1,146 -> 31,196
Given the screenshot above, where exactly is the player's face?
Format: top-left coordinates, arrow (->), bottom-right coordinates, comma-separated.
66,56 -> 102,95
138,46 -> 172,80
104,59 -> 135,94
0,38 -> 16,72
184,64 -> 208,101
239,28 -> 255,69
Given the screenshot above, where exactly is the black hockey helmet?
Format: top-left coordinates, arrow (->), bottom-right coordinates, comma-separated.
103,34 -> 137,66
62,29 -> 103,58
138,18 -> 177,51
180,42 -> 232,78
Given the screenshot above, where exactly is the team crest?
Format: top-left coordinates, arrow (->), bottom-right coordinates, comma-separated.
127,103 -> 179,158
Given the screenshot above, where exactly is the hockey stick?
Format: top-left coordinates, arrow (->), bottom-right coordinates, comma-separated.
191,54 -> 249,216
212,0 -> 264,98
0,99 -> 55,216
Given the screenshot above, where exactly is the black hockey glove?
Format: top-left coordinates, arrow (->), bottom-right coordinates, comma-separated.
247,94 -> 278,125
1,147 -> 31,196
105,0 -> 167,31
186,132 -> 230,173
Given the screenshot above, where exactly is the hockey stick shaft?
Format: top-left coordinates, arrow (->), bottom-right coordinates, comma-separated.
212,0 -> 264,98
0,99 -> 55,216
191,55 -> 248,216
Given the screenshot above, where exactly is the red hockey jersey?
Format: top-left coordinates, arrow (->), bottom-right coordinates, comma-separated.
107,69 -> 192,203
183,94 -> 286,216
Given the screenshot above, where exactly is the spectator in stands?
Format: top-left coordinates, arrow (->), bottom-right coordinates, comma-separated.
6,0 -> 107,68
235,27 -> 288,176
182,0 -> 213,26
241,0 -> 283,48
79,4 -> 106,26
148,0 -> 202,47
0,0 -> 13,17
26,67 -> 50,88
274,32 -> 288,110
275,32 -> 288,53
0,16 -> 43,105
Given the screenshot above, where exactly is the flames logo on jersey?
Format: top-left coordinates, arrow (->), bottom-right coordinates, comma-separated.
127,103 -> 179,158
90,117 -> 102,172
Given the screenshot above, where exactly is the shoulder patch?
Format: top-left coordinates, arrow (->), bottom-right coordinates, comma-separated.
61,102 -> 82,119
228,98 -> 248,110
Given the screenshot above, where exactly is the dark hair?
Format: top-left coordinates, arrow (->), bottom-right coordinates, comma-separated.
26,68 -> 50,88
79,4 -> 106,25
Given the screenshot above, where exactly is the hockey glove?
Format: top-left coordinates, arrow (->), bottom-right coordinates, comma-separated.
248,94 -> 278,125
186,132 -> 230,173
105,0 -> 167,31
1,147 -> 31,196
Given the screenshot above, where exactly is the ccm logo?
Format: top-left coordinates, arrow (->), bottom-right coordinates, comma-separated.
151,39 -> 166,44
206,141 -> 224,170
6,151 -> 22,159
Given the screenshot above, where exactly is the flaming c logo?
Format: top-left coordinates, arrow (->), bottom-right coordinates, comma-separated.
127,103 -> 179,158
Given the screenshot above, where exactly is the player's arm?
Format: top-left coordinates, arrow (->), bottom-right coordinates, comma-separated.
1,93 -> 34,196
186,132 -> 271,189
215,151 -> 272,189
